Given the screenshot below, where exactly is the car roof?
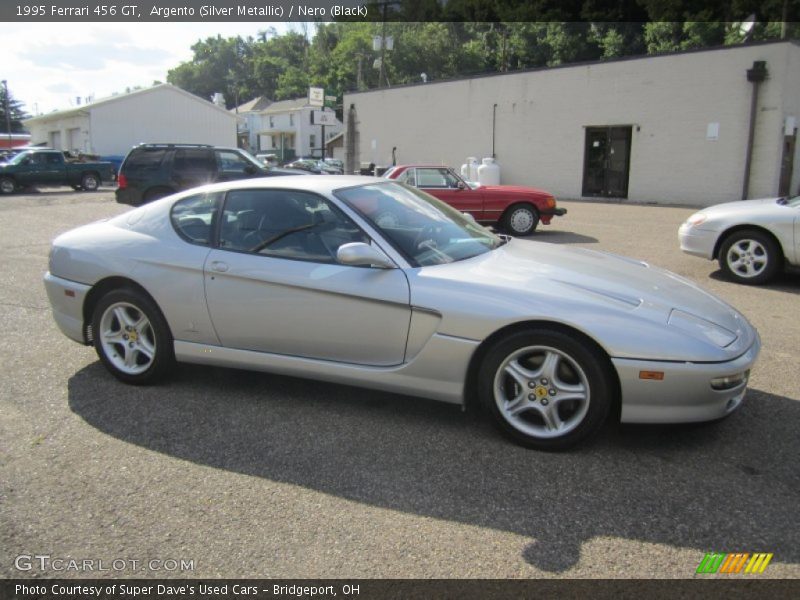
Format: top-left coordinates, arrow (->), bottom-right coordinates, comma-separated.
169,174 -> 387,198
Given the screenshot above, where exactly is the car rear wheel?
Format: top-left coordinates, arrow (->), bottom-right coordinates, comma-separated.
92,288 -> 174,385
81,172 -> 100,191
718,229 -> 781,285
0,177 -> 16,194
479,328 -> 613,450
502,204 -> 539,236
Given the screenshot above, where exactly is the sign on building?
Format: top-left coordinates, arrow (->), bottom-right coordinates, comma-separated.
312,110 -> 338,126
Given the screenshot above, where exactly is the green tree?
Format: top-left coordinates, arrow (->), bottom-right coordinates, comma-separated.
0,84 -> 28,134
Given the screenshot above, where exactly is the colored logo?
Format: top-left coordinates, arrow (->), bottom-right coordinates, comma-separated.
696,552 -> 773,574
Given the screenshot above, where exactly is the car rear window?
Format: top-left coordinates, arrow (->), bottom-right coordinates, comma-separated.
123,148 -> 166,176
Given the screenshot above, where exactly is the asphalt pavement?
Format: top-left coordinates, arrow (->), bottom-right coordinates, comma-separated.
0,187 -> 797,579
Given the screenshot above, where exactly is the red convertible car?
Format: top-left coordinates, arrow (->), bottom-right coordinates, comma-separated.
383,164 -> 566,236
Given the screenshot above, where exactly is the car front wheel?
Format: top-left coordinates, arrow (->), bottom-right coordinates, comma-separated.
718,229 -> 781,285
91,288 -> 174,384
501,204 -> 539,236
479,328 -> 613,450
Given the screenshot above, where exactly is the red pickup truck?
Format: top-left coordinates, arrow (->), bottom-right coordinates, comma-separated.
383,164 -> 566,236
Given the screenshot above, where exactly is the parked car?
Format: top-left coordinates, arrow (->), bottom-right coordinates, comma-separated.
44,176 -> 760,450
322,158 -> 344,174
0,148 -> 115,194
284,158 -> 340,174
115,143 -> 307,206
255,153 -> 279,166
679,195 -> 800,285
383,164 -> 566,236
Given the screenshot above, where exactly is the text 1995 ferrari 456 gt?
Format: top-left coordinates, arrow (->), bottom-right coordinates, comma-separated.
45,176 -> 760,449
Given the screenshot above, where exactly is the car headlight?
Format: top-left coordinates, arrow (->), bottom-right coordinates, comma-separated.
710,370 -> 749,391
668,309 -> 737,347
684,212 -> 707,227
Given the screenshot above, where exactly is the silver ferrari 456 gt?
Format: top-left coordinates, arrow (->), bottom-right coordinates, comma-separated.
45,176 -> 760,449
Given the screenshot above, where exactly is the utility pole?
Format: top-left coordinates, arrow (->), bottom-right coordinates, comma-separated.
2,80 -> 12,143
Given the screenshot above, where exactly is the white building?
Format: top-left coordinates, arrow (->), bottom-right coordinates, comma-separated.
235,96 -> 343,162
23,83 -> 238,158
344,40 -> 800,206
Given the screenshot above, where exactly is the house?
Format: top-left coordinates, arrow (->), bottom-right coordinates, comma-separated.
344,40 -> 800,206
234,96 -> 344,163
23,83 -> 238,158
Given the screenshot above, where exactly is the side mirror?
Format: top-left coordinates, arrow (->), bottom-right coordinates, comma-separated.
336,242 -> 395,269
457,181 -> 467,190
244,165 -> 257,175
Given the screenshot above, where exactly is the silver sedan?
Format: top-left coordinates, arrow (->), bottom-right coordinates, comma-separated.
679,195 -> 800,284
45,176 -> 760,450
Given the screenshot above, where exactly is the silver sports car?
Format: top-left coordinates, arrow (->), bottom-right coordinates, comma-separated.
45,176 -> 760,449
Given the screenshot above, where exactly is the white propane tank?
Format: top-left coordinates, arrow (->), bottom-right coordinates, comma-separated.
467,157 -> 480,183
478,157 -> 500,186
460,160 -> 470,180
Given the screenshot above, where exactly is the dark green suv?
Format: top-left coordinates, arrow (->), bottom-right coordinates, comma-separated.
115,143 -> 306,205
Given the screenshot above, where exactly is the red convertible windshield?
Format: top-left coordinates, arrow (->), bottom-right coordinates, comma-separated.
336,181 -> 502,267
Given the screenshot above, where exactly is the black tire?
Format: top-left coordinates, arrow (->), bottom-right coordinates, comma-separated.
81,172 -> 100,191
718,229 -> 781,285
91,288 -> 175,385
501,203 -> 539,236
478,328 -> 614,450
0,177 -> 16,195
143,187 -> 173,203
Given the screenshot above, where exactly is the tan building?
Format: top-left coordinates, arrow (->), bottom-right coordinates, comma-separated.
344,41 -> 800,207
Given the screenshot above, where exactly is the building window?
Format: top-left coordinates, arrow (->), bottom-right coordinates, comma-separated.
289,113 -> 294,126
309,134 -> 316,150
269,116 -> 274,128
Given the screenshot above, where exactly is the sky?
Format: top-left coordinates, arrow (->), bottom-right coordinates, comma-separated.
2,22 -> 296,116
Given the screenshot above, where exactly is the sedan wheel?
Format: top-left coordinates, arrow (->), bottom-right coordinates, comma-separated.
719,229 -> 780,285
479,328 -> 613,450
92,288 -> 174,384
502,204 -> 539,236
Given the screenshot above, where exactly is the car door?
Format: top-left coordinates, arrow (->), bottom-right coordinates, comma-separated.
170,147 -> 217,191
415,167 -> 484,218
204,188 -> 412,366
17,152 -> 58,186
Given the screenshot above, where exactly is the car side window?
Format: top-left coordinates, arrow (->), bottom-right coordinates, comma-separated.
46,153 -> 62,165
218,189 -> 368,264
173,148 -> 216,178
170,192 -> 219,245
417,168 -> 451,188
215,150 -> 255,176
124,148 -> 166,175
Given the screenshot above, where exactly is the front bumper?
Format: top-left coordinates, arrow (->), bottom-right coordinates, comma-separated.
43,272 -> 91,344
678,223 -> 717,259
615,334 -> 761,424
542,207 -> 568,217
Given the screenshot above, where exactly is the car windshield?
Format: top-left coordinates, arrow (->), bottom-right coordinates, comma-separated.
237,149 -> 269,170
784,195 -> 800,207
6,151 -> 33,165
336,181 -> 502,267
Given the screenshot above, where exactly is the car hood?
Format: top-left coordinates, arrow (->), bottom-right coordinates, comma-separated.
695,197 -> 790,220
477,184 -> 551,197
410,239 -> 756,362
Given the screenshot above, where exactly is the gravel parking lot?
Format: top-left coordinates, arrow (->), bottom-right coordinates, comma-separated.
1,187 -> 798,579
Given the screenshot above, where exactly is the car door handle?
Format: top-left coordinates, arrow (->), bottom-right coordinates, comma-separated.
210,261 -> 229,272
